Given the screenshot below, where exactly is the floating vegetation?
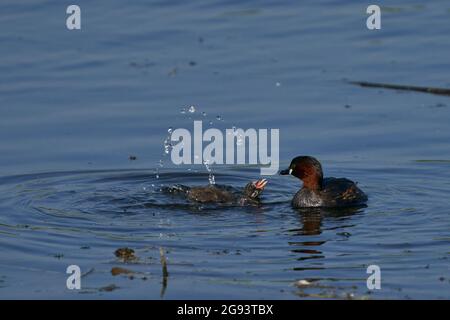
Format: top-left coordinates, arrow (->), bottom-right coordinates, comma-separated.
114,247 -> 137,262
99,284 -> 119,292
111,267 -> 134,276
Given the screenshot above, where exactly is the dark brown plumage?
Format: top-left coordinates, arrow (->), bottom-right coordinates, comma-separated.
280,156 -> 367,208
166,179 -> 268,205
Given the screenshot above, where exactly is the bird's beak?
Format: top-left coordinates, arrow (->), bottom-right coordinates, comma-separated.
254,179 -> 268,190
279,168 -> 293,175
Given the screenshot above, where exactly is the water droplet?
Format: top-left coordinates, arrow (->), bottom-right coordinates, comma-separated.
216,115 -> 222,121
237,135 -> 244,146
203,159 -> 215,185
164,142 -> 172,154
188,105 -> 196,113
163,129 -> 173,154
275,82 -> 281,87
202,112 -> 207,116
180,107 -> 186,114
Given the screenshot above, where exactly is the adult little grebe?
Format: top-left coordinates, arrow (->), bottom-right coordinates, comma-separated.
280,156 -> 367,208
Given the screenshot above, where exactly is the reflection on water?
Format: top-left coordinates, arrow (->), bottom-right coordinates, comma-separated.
288,207 -> 362,271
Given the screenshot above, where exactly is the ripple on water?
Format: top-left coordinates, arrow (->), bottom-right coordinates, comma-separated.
0,163 -> 449,299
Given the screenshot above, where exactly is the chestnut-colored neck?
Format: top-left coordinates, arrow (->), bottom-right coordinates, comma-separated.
299,166 -> 323,191
302,174 -> 322,191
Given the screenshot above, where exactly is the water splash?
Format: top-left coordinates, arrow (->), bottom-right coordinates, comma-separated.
156,127 -> 174,179
203,159 -> 216,185
164,127 -> 173,155
174,105 -> 225,184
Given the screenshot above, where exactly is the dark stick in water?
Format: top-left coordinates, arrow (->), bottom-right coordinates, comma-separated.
349,81 -> 450,97
159,247 -> 169,298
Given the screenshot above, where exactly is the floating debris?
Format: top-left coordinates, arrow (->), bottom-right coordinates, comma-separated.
160,247 -> 169,278
349,80 -> 450,97
111,267 -> 134,276
80,268 -> 95,279
168,67 -> 178,76
114,247 -> 137,262
160,247 -> 169,298
129,155 -> 137,161
99,284 -> 119,292
295,279 -> 312,287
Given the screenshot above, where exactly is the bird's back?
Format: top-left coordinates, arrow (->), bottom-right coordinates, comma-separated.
187,185 -> 235,203
292,177 -> 367,208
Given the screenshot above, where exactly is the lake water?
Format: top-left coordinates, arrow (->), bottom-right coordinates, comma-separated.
0,0 -> 449,299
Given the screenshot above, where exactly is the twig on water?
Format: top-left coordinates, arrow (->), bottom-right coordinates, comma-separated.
159,247 -> 169,298
349,80 -> 450,97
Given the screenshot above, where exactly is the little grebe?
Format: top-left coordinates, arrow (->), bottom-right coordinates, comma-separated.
280,156 -> 367,208
166,179 -> 268,205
